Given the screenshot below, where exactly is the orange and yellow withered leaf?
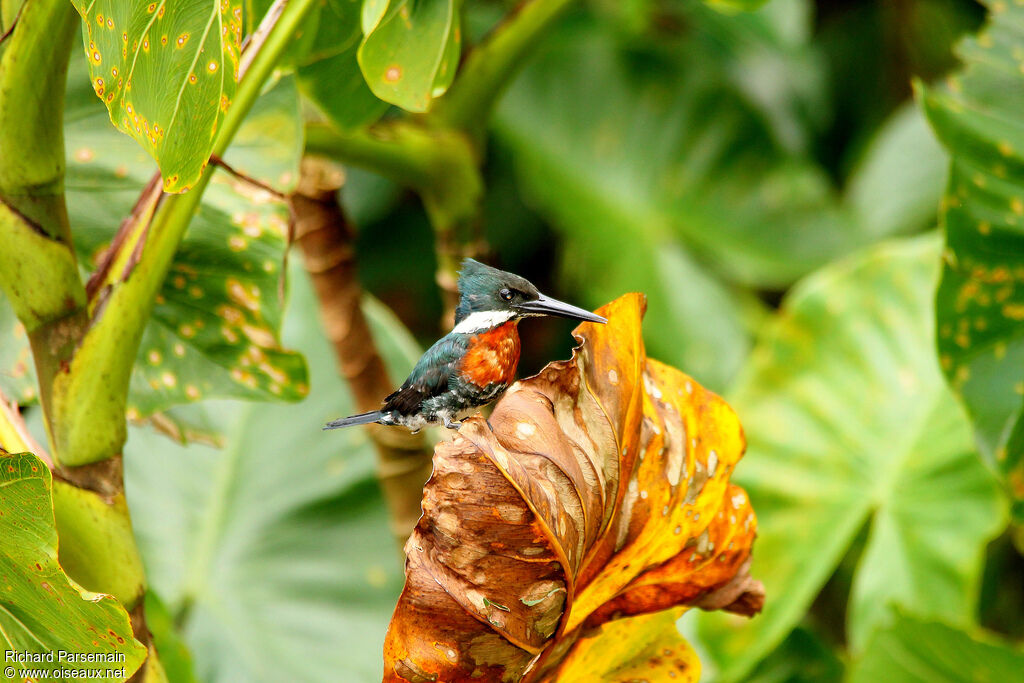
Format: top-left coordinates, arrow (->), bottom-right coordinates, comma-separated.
383,293 -> 763,683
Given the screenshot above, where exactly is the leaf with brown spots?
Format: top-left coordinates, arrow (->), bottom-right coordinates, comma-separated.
71,0 -> 242,192
63,49 -> 307,419
0,451 -> 147,679
921,0 -> 1024,521
383,293 -> 762,683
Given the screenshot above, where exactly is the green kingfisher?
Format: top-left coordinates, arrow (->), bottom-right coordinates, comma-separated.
324,258 -> 606,433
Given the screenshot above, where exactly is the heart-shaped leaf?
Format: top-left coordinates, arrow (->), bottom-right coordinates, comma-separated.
0,451 -> 147,679
383,294 -> 762,682
71,0 -> 242,192
850,613 -> 1024,683
358,0 -> 460,112
920,0 -> 1024,518
695,235 -> 1008,681
62,48 -> 307,419
494,13 -> 858,293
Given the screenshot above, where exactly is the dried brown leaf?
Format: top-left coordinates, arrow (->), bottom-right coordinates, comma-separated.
383,294 -> 761,682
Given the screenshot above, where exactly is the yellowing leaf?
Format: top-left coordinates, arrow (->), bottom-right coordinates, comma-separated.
544,609 -> 699,683
383,294 -> 762,682
71,0 -> 242,192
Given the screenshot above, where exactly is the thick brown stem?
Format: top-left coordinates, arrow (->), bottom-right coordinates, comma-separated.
291,157 -> 433,547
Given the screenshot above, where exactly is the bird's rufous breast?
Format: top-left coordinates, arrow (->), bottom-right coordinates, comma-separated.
460,321 -> 521,388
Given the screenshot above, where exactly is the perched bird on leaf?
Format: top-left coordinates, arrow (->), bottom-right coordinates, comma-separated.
324,259 -> 606,433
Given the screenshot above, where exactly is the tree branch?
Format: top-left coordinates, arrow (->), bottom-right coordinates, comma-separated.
291,157 -> 434,546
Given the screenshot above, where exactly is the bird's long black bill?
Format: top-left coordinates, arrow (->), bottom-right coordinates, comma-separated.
517,293 -> 607,324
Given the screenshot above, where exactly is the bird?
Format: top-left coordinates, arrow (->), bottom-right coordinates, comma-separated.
324,258 -> 607,433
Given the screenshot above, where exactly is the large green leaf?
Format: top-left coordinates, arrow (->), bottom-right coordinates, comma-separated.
62,49 -> 307,419
921,0 -> 1024,518
694,235 -> 1007,681
0,451 -> 147,679
849,614 -> 1024,683
71,0 -> 242,192
124,265 -> 420,681
495,11 -> 860,283
358,0 -> 460,112
846,101 -> 948,240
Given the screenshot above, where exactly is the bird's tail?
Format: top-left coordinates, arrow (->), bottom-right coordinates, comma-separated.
323,410 -> 383,430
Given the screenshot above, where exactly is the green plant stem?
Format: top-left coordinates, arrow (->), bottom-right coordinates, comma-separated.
429,0 -> 577,134
306,121 -> 444,190
0,0 -> 88,443
53,0 -> 321,468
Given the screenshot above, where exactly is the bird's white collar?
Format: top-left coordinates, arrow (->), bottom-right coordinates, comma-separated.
452,310 -> 516,334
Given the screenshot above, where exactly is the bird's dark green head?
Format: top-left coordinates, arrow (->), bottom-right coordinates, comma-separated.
453,259 -> 606,333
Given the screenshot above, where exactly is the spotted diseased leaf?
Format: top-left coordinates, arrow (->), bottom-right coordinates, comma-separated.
921,0 -> 1024,517
358,0 -> 461,112
383,294 -> 762,683
64,51 -> 307,419
0,451 -> 148,679
71,0 -> 243,192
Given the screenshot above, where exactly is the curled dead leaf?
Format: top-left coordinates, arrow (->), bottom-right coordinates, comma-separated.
384,294 -> 762,682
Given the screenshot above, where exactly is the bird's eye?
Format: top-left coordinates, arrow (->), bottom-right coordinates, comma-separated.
500,288 -> 514,301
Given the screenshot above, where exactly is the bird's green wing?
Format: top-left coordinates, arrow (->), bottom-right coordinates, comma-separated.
383,334 -> 468,414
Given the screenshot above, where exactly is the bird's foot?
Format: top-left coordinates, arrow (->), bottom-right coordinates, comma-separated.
442,416 -> 462,430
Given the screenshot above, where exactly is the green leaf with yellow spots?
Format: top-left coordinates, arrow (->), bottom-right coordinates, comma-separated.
849,614 -> 1024,683
358,0 -> 461,113
123,267 -> 420,682
0,293 -> 37,404
695,235 -> 1007,681
920,0 -> 1024,519
63,48 -> 307,419
0,451 -> 148,679
71,0 -> 243,193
